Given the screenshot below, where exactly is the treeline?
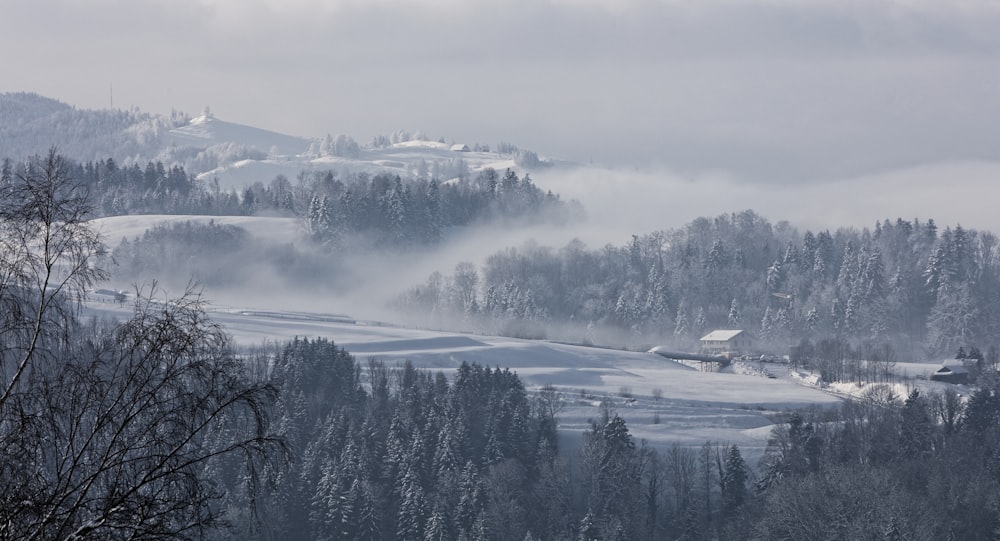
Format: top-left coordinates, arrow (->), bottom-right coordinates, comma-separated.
3,153 -> 577,248
399,209 -> 1000,358
751,379 -> 1000,540
233,337 -> 1000,540
111,220 -> 255,288
237,340 -> 560,540
223,337 -> 758,541
303,167 -> 577,248
0,92 -> 179,163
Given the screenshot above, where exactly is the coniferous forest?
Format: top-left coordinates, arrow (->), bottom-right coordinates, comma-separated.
401,210 -> 999,363
5,150 -> 1000,540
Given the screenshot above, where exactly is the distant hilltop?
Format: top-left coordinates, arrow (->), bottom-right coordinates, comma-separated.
0,92 -> 564,191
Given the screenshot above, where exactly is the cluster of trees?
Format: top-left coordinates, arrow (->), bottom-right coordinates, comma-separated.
2,156 -> 247,216
400,210 -> 999,359
234,336 -> 759,541
313,133 -> 362,159
303,168 -> 578,248
110,220 -> 254,288
5,150 -> 579,253
0,92 -> 185,164
75,158 -> 208,215
250,333 -> 1000,540
751,379 -> 1000,540
251,341 -> 559,540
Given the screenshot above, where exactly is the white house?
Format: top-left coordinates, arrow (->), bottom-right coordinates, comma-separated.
450,143 -> 470,152
699,330 -> 751,357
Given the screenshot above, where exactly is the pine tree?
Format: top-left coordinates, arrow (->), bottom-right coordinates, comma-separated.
766,258 -> 785,292
423,505 -> 450,541
927,281 -> 980,355
899,389 -> 934,459
615,294 -> 630,327
455,461 -> 483,535
720,445 -> 747,516
397,466 -> 427,541
355,484 -> 381,541
674,301 -> 690,339
728,299 -> 740,327
695,307 -> 708,338
387,176 -> 409,244
806,307 -> 819,333
706,239 -> 728,273
760,307 -> 774,342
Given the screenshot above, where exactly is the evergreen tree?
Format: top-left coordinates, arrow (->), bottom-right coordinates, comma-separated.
760,306 -> 774,343
899,389 -> 934,459
720,444 -> 747,517
397,467 -> 428,540
674,301 -> 690,339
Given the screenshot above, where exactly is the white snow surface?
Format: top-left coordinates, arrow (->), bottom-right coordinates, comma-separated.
162,114 -> 546,191
168,115 -> 312,157
81,298 -> 843,463
196,147 -> 523,192
91,215 -> 300,244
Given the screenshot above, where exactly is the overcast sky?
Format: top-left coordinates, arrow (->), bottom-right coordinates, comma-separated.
3,0 -> 1000,182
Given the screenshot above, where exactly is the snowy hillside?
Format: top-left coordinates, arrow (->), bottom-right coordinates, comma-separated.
90,214 -> 300,244
166,112 -> 311,157
193,138 -> 536,192
0,93 -> 561,192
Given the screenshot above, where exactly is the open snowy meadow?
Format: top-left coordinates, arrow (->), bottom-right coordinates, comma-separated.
84,297 -> 847,464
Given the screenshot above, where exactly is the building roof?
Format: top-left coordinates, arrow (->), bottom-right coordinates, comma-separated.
935,364 -> 968,375
700,330 -> 746,342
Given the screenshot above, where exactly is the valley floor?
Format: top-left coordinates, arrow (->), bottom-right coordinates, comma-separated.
84,297 -> 847,465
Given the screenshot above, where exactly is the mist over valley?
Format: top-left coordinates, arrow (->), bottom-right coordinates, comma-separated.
3,71 -> 1000,539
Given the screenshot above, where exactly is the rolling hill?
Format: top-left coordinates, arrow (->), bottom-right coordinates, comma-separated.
0,92 -> 560,191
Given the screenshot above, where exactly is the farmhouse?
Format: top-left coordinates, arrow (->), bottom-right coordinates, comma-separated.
450,143 -> 470,152
930,364 -> 969,384
699,330 -> 751,358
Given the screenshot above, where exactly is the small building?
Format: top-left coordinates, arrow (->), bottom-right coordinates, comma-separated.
930,364 -> 969,384
699,330 -> 751,358
450,143 -> 470,152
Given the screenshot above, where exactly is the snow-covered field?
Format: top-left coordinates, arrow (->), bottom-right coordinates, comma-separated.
83,299 -> 843,463
92,214 -> 300,244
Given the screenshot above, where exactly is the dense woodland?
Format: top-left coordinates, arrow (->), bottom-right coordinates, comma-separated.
6,150 -> 1000,540
400,210 -> 1000,361
0,92 -> 184,164
7,155 -> 574,248
221,339 -> 1000,541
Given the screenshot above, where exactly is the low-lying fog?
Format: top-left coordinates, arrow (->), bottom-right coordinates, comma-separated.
95,159 -> 1000,327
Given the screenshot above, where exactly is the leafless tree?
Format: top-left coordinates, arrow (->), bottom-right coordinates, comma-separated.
0,149 -> 106,409
0,150 -> 286,540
